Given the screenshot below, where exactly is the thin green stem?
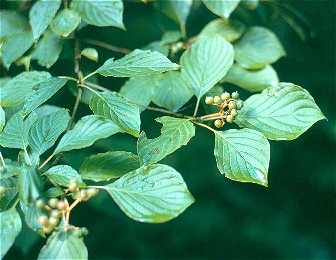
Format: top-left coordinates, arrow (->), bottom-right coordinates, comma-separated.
193,122 -> 217,133
38,154 -> 54,170
0,152 -> 6,168
81,38 -> 131,54
58,76 -> 77,82
82,71 -> 97,81
68,87 -> 83,130
193,97 -> 201,117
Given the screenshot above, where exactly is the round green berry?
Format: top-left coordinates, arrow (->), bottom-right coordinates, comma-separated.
38,215 -> 49,226
226,114 -> 234,123
228,101 -> 236,110
231,91 -> 239,99
48,198 -> 59,208
213,96 -> 221,104
214,119 -> 224,128
205,96 -> 214,105
221,92 -> 230,100
236,100 -> 243,109
35,199 -> 45,209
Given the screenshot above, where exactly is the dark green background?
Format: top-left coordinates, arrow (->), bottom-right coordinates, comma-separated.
4,0 -> 335,259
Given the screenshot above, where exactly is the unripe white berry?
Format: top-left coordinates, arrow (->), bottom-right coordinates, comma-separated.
49,217 -> 59,227
38,215 -> 49,226
35,199 -> 45,209
80,190 -> 88,201
214,119 -> 224,128
43,226 -> 53,234
228,101 -> 236,110
221,92 -> 230,100
205,96 -> 214,105
231,91 -> 239,99
87,188 -> 99,198
230,109 -> 237,117
48,198 -> 59,208
226,114 -> 234,123
50,210 -> 61,218
213,96 -> 221,104
68,180 -> 79,192
236,100 -> 243,109
57,200 -> 67,211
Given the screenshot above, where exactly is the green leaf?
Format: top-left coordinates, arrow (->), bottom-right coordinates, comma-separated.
89,91 -> 140,137
234,26 -> 286,69
54,115 -> 121,154
223,63 -> 279,92
119,76 -> 158,111
0,71 -> 51,107
214,128 -> 270,186
19,202 -> 44,233
44,165 -> 85,187
103,164 -> 194,223
198,18 -> 246,42
38,230 -> 88,260
1,31 -> 34,69
80,151 -> 139,182
51,9 -> 81,37
202,0 -> 240,18
0,163 -> 19,211
181,35 -> 234,98
142,41 -> 169,56
0,106 -> 5,132
155,0 -> 192,35
18,166 -> 43,204
29,0 -> 61,40
28,109 -> 70,156
71,0 -> 124,29
152,71 -> 193,112
137,116 -> 195,165
0,208 -> 22,258
0,113 -> 33,149
161,30 -> 182,45
97,49 -> 180,77
21,77 -> 68,116
0,10 -> 29,38
31,30 -> 64,68
235,83 -> 326,140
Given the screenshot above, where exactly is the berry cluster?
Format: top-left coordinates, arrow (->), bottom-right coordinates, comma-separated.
204,91 -> 243,128
35,180 -> 99,234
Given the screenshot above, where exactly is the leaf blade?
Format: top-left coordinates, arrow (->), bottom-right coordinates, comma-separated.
137,116 -> 195,165
214,128 -> 270,186
235,83 -> 326,140
104,164 -> 194,223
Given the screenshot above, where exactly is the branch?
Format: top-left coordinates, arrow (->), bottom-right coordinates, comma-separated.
81,39 -> 131,54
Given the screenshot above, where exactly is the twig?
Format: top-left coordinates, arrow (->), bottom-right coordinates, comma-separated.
82,71 -> 97,81
65,199 -> 81,225
81,38 -> 131,54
